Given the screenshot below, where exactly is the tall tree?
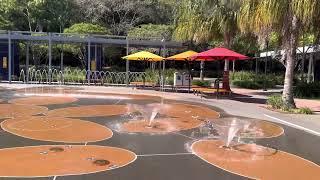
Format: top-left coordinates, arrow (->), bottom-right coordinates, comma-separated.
0,0 -> 15,29
75,0 -> 174,35
1,0 -> 78,32
239,0 -> 320,108
173,0 -> 241,68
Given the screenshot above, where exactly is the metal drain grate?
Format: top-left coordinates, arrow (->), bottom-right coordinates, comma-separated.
49,147 -> 64,152
93,159 -> 110,166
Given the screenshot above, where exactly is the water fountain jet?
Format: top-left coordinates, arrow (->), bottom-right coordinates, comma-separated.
212,118 -> 252,148
126,103 -> 163,129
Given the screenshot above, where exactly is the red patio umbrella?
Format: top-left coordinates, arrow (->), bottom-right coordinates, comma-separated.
191,47 -> 250,91
191,47 -> 249,61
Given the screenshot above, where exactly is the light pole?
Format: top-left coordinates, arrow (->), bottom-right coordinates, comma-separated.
263,40 -> 269,91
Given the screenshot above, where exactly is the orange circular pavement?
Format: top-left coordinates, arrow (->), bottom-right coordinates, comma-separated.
0,145 -> 136,177
121,117 -> 203,133
47,105 -> 128,118
1,116 -> 113,143
120,103 -> 220,133
0,104 -> 48,119
212,118 -> 285,139
160,103 -> 220,120
9,96 -> 78,106
192,140 -> 320,180
16,87 -> 162,100
238,120 -> 284,138
15,86 -> 83,94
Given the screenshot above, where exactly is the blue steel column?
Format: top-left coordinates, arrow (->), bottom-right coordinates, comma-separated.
87,39 -> 91,84
126,37 -> 129,86
8,31 -> 12,83
26,43 -> 29,83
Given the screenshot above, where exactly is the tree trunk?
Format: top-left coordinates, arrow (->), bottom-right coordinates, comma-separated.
200,61 -> 204,81
283,48 -> 296,108
282,16 -> 298,108
307,53 -> 313,83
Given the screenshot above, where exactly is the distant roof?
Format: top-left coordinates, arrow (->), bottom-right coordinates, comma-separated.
260,46 -> 316,57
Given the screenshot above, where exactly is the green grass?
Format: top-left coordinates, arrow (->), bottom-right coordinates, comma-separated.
267,94 -> 314,114
294,107 -> 314,115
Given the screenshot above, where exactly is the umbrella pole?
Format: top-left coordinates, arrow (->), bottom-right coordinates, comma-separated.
187,60 -> 191,93
162,60 -> 166,91
158,62 -> 161,90
200,61 -> 205,81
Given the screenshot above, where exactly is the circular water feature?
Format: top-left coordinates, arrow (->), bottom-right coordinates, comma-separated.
0,104 -> 48,119
118,103 -> 220,134
120,118 -> 203,133
9,96 -> 78,106
0,145 -> 136,177
47,105 -> 128,118
207,117 -> 284,147
192,140 -> 320,180
1,116 -> 113,143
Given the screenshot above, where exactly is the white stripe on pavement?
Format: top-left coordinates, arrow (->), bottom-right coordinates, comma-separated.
264,114 -> 320,136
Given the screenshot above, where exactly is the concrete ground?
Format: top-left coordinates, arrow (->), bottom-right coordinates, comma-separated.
232,88 -> 320,112
0,83 -> 319,180
1,83 -> 319,136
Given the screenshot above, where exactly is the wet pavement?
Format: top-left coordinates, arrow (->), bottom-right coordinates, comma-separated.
0,86 -> 319,180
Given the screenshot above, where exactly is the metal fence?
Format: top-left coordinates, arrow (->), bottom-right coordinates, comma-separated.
18,68 -> 146,86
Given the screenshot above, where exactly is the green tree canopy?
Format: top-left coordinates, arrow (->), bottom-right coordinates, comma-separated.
75,0 -> 174,35
0,0 -> 78,32
0,0 -> 18,29
63,23 -> 110,68
128,24 -> 173,40
64,23 -> 110,35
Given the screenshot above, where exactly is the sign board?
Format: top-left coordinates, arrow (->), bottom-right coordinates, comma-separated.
91,60 -> 96,71
2,57 -> 7,69
174,72 -> 190,86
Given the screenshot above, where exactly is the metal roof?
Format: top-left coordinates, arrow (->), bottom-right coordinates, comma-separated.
0,30 -> 184,48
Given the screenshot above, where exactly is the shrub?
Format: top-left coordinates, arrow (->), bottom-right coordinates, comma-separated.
230,71 -> 255,81
232,80 -> 261,89
267,95 -> 284,109
295,107 -> 314,115
141,68 -> 179,85
230,71 -> 282,89
192,80 -> 211,87
294,82 -> 320,98
267,95 -> 314,114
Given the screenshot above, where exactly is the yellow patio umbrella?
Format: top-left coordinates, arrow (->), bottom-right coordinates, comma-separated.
166,50 -> 198,61
122,51 -> 164,61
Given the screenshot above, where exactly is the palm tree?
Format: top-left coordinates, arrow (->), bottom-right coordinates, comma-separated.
239,0 -> 320,108
173,0 -> 241,80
